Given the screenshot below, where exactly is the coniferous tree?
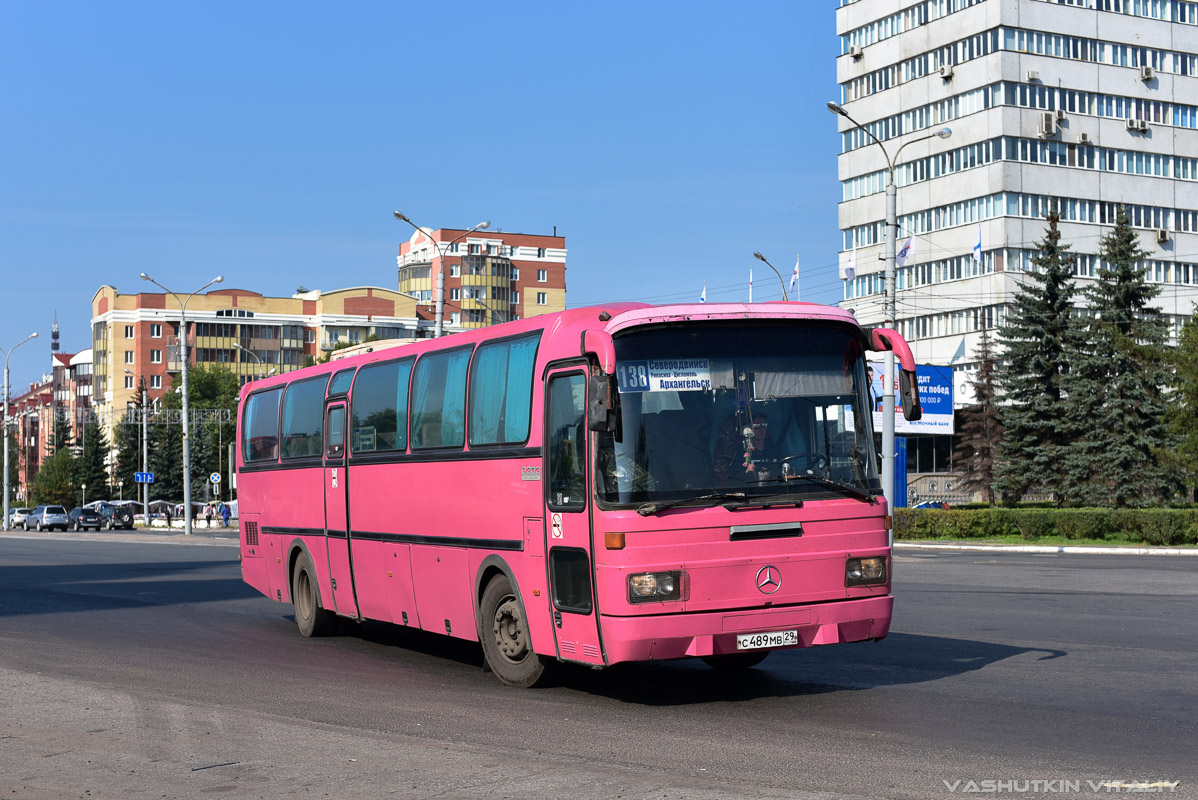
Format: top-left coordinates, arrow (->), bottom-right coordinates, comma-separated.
114,379 -> 146,493
1067,207 -> 1176,506
954,327 -> 1003,505
1163,315 -> 1198,498
73,419 -> 111,505
994,210 -> 1084,503
148,401 -> 183,503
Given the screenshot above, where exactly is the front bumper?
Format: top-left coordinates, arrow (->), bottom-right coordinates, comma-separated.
600,595 -> 892,664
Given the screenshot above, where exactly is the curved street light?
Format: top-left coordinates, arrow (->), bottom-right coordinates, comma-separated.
827,100 -> 951,542
393,212 -> 491,338
2,331 -> 39,531
139,273 -> 224,535
233,343 -> 270,379
752,252 -> 790,301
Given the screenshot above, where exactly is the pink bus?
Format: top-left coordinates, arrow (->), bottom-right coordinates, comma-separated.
236,302 -> 922,687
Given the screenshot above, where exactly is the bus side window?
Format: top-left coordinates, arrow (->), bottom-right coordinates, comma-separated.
243,388 -> 282,463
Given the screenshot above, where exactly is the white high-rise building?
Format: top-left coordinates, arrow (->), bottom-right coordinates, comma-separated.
834,0 -> 1198,404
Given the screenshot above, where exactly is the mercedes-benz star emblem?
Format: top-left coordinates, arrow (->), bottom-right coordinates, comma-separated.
755,565 -> 782,595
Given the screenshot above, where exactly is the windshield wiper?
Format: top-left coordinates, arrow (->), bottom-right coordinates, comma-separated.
636,492 -> 747,516
755,474 -> 875,502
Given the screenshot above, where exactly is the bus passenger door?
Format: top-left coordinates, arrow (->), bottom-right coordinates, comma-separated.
324,402 -> 359,618
543,369 -> 604,665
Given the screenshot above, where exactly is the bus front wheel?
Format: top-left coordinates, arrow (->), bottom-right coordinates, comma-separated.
480,575 -> 549,688
292,552 -> 337,637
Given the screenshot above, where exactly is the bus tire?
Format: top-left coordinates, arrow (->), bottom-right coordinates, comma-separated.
292,552 -> 337,637
701,652 -> 770,671
479,574 -> 548,688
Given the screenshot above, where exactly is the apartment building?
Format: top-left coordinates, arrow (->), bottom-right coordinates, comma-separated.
835,0 -> 1198,399
89,284 -> 427,442
397,227 -> 566,327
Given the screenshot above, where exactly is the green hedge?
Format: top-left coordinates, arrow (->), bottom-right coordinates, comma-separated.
893,508 -> 1198,546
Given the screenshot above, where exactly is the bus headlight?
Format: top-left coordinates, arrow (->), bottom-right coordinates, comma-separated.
845,557 -> 887,586
627,570 -> 685,603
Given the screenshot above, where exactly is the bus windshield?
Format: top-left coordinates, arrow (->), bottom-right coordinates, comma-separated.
596,323 -> 879,506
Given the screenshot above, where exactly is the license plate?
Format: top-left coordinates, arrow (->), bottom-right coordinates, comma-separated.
736,630 -> 799,650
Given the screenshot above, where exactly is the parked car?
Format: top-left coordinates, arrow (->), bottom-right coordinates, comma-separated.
7,507 -> 31,528
68,506 -> 103,531
95,502 -> 134,530
26,505 -> 70,531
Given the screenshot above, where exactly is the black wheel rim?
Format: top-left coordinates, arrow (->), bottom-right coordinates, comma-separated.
492,594 -> 529,664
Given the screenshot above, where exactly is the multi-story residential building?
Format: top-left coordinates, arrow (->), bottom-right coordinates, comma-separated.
4,349 -> 95,502
835,0 -> 1198,392
89,284 -> 427,444
397,227 -> 566,327
7,376 -> 52,503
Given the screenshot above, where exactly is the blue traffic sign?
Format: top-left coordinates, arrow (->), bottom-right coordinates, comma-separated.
134,472 -> 155,484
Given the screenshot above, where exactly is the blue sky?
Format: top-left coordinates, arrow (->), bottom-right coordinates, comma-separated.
0,1 -> 843,387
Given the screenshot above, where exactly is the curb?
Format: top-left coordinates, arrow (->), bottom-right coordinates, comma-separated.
896,542 -> 1198,556
0,529 -> 239,547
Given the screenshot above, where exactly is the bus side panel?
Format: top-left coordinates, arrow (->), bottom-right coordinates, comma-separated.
411,546 -> 477,640
346,462 -> 418,625
521,516 -> 557,658
261,467 -> 333,610
349,538 -> 395,624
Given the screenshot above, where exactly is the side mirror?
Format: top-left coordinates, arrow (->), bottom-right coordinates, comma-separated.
588,373 -> 618,432
899,369 -> 922,421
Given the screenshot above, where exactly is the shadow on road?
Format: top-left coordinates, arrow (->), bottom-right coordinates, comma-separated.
317,617 -> 1065,705
557,632 -> 1066,705
0,559 -> 255,617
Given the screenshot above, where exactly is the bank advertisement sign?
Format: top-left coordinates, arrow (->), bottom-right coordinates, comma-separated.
847,362 -> 954,434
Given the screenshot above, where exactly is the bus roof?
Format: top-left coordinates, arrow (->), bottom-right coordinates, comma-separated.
238,300 -> 864,401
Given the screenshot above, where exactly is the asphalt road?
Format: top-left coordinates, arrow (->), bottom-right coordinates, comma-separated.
0,533 -> 1194,799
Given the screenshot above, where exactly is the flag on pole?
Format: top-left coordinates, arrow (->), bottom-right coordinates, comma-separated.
789,255 -> 799,298
749,267 -> 753,303
700,282 -> 706,303
896,237 -> 915,267
972,225 -> 983,263
845,247 -> 856,281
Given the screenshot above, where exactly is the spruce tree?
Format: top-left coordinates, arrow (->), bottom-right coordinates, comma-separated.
995,210 -> 1083,503
1163,315 -> 1198,498
73,420 -> 111,505
114,379 -> 146,492
954,326 -> 1003,505
1067,206 -> 1175,506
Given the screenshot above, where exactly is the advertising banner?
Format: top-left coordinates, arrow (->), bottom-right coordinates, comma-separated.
847,362 -> 954,434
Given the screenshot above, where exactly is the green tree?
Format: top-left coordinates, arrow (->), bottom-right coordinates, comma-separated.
113,378 -> 146,494
148,393 -> 183,503
1164,314 -> 1198,498
31,447 -> 76,507
73,419 -> 111,506
994,210 -> 1084,503
954,327 -> 1003,505
1067,207 -> 1176,506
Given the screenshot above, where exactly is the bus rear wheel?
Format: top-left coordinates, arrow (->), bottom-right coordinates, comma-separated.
480,575 -> 548,688
701,652 -> 770,671
292,552 -> 337,637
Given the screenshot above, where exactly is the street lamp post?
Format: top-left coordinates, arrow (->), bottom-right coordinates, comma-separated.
140,273 -> 225,535
393,212 -> 491,338
2,331 -> 39,531
827,101 -> 950,540
82,483 -> 87,507
232,343 -> 270,379
751,252 -> 790,301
